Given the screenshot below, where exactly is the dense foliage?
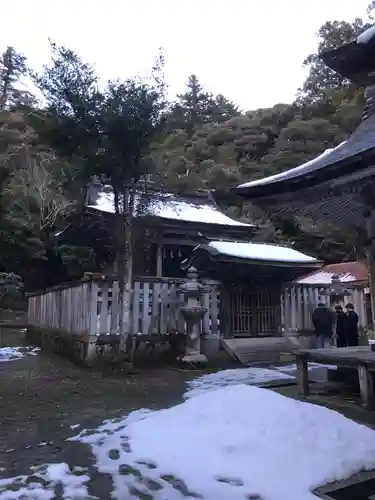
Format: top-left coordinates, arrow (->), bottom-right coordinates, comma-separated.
0,5 -> 373,292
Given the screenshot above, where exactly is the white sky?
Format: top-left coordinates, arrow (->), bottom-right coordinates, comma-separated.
1,0 -> 371,111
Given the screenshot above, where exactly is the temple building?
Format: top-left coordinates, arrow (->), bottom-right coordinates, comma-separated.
68,181 -> 320,337
234,24 -> 375,318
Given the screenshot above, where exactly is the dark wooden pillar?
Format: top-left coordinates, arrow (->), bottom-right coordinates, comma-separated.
362,184 -> 375,326
156,243 -> 163,277
367,209 -> 375,326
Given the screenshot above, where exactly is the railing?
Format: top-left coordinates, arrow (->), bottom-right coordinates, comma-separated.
27,277 -> 370,340
27,281 -> 92,337
27,276 -> 221,338
281,284 -> 368,333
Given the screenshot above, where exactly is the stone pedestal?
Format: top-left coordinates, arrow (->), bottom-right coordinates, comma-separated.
201,334 -> 220,360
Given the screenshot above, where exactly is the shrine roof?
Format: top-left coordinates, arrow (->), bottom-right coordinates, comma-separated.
235,27 -> 375,200
86,184 -> 255,229
192,240 -> 320,267
295,261 -> 368,285
234,111 -> 375,198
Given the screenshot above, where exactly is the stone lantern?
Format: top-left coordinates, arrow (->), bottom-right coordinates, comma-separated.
177,267 -> 209,364
319,274 -> 352,308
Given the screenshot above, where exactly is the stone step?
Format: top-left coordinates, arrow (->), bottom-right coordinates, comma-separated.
221,337 -> 293,365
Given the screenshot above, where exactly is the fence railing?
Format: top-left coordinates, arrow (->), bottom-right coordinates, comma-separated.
27,276 -> 221,338
27,277 -> 370,339
281,284 -> 367,333
27,281 -> 92,336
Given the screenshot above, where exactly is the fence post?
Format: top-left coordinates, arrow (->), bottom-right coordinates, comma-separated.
86,280 -> 99,364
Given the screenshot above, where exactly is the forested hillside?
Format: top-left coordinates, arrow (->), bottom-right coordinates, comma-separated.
1,5 -> 374,293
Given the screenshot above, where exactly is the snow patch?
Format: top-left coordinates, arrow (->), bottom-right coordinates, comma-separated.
358,25 -> 375,44
0,463 -> 89,499
275,362 -> 337,373
209,240 -> 318,263
184,366 -> 294,399
70,384 -> 375,500
2,383 -> 374,499
0,346 -> 40,363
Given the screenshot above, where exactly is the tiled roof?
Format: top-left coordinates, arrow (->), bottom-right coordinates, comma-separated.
296,261 -> 368,285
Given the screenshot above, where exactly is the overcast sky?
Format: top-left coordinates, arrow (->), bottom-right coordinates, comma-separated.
2,0 -> 371,111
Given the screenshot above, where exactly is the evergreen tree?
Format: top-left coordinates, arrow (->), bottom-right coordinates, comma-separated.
0,47 -> 33,109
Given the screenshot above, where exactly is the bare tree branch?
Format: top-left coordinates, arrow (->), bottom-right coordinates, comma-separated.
4,147 -> 74,232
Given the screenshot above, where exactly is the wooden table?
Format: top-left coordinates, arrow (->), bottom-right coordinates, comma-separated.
295,346 -> 375,410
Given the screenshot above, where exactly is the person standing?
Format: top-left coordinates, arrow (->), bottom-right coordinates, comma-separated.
345,303 -> 359,347
312,302 -> 334,348
335,305 -> 348,348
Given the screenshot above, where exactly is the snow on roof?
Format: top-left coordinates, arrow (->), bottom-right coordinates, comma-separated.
208,241 -> 318,264
70,384 -> 375,500
357,24 -> 375,44
87,188 -> 254,227
296,261 -> 368,285
149,199 -> 252,226
236,142 -> 347,190
297,271 -> 356,285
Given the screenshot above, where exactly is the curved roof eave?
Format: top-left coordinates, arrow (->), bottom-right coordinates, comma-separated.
234,113 -> 375,199
191,241 -> 322,268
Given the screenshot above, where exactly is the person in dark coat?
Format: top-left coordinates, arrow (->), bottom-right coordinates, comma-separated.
312,303 -> 334,348
345,303 -> 359,347
335,305 -> 348,348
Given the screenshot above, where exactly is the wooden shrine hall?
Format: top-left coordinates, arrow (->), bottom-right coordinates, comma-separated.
78,181 -> 321,337
26,27 -> 375,368
48,179 -> 323,339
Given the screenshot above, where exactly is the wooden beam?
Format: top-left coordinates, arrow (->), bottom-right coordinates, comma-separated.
296,357 -> 309,396
161,238 -> 200,247
366,209 -> 375,326
358,365 -> 374,410
156,244 -> 163,277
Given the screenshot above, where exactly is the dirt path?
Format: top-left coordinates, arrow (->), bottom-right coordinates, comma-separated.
0,338 -> 198,498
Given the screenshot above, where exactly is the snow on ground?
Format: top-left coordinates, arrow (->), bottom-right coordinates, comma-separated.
70,384 -> 375,500
0,346 -> 40,363
274,363 -> 338,383
275,362 -> 337,373
184,364 -> 339,400
184,366 -> 294,399
0,463 -> 89,499
1,384 -> 375,499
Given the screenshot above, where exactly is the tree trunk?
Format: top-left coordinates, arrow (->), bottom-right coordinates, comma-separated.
114,184 -> 133,352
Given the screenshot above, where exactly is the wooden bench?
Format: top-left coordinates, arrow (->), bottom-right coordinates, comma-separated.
295,346 -> 375,410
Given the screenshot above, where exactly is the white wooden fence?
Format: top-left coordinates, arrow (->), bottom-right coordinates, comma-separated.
27,277 -> 370,339
281,284 -> 368,333
27,281 -> 92,336
27,276 -> 221,338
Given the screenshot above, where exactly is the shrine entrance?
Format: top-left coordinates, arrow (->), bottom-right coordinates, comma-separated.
222,286 -> 282,337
